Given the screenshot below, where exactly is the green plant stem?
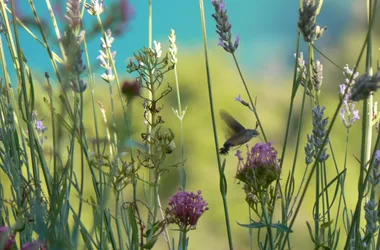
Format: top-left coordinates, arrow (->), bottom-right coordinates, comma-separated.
231,53 -> 267,142
116,191 -> 125,250
10,0 -> 40,199
146,0 -> 157,238
248,206 -> 253,250
44,0 -> 66,60
307,44 -> 321,247
73,87 -> 86,246
262,201 -> 274,250
199,0 -> 233,249
173,64 -> 187,190
353,0 -> 373,247
280,95 -> 344,250
180,230 -> 187,250
149,0 -> 152,49
344,131 -> 380,249
281,2 -> 376,246
365,0 -> 373,166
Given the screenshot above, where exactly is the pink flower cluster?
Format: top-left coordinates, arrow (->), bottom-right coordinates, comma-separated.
0,226 -> 47,250
167,190 -> 209,231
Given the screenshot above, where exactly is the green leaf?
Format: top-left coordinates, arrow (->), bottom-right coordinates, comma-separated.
306,221 -> 316,244
270,223 -> 293,233
237,221 -> 266,229
143,236 -> 158,249
320,220 -> 333,230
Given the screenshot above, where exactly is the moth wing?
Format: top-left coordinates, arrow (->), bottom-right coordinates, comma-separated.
220,109 -> 246,133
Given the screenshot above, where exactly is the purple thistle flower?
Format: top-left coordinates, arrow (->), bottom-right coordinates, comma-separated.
22,240 -> 47,250
121,79 -> 141,99
236,142 -> 281,194
166,190 -> 208,231
0,226 -> 15,250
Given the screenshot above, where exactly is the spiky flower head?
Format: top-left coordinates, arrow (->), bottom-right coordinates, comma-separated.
298,0 -> 327,42
235,142 -> 281,194
168,29 -> 178,64
310,105 -> 330,162
340,65 -> 360,128
98,29 -> 116,83
66,0 -> 82,31
312,60 -> 323,92
350,70 -> 380,102
84,0 -> 105,15
211,0 -> 240,53
166,190 -> 208,231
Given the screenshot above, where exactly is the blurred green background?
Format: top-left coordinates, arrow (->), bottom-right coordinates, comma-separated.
3,0 -> 380,249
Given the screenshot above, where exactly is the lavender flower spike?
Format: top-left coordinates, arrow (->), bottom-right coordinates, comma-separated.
212,0 -> 240,53
84,0 -> 105,15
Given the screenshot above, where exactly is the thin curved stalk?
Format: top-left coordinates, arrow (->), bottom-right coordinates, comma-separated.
199,0 -> 233,249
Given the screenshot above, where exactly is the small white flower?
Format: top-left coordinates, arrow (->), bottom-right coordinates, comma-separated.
84,0 -> 105,15
153,40 -> 162,58
101,29 -> 114,48
101,67 -> 115,83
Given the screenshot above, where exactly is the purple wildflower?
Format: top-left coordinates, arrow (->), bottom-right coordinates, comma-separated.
234,94 -> 249,107
22,240 -> 47,250
121,79 -> 141,99
372,150 -> 380,186
71,79 -> 87,93
235,150 -> 243,161
31,111 -> 48,144
234,35 -> 241,49
65,0 -> 82,30
166,190 -> 208,231
352,110 -> 360,122
32,111 -> 47,134
376,150 -> 380,163
236,142 -> 281,194
114,0 -> 134,35
235,95 -> 242,102
340,65 -> 360,128
0,226 -> 15,250
211,0 -> 240,53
